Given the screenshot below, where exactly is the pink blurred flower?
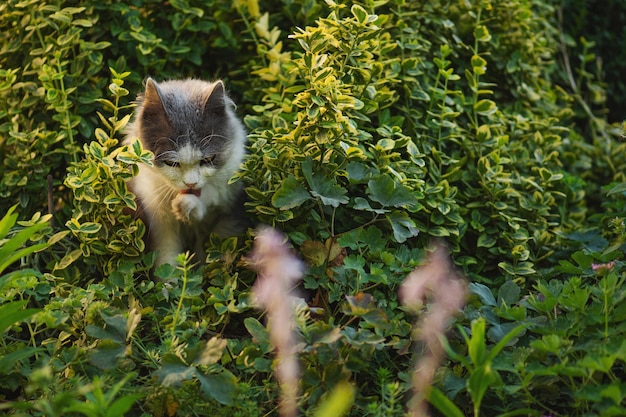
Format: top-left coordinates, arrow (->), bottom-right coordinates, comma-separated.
591,261 -> 616,273
399,239 -> 467,417
249,227 -> 304,417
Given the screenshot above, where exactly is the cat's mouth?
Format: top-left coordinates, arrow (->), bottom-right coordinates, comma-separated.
180,188 -> 201,197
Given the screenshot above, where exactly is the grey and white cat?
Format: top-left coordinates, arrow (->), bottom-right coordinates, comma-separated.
125,78 -> 247,267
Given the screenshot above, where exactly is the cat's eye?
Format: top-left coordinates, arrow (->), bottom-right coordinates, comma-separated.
161,160 -> 179,168
200,155 -> 216,166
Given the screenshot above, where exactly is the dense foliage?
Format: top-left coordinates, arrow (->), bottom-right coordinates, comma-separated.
1,0 -> 626,416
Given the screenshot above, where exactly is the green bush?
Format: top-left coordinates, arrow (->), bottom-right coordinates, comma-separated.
242,0 -> 590,286
1,0 -> 626,416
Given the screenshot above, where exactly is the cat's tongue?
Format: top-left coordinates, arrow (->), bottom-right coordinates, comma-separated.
181,188 -> 201,197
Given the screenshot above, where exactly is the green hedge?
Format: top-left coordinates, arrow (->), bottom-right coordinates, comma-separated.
1,0 -> 626,416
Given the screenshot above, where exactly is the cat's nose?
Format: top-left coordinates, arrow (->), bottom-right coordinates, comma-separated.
184,182 -> 197,189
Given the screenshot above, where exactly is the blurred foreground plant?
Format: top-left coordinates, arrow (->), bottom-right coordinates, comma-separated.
250,227 -> 304,417
399,240 -> 467,417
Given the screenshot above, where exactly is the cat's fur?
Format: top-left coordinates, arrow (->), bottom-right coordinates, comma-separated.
125,78 -> 247,267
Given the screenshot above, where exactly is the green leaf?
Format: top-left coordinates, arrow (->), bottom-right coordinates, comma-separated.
497,280 -> 521,306
487,322 -> 523,344
477,233 -> 497,248
86,312 -> 128,344
428,387 -> 465,417
474,99 -> 497,116
352,197 -> 387,214
0,268 -> 42,293
0,347 -> 40,374
0,205 -> 18,240
498,261 -> 516,275
244,317 -> 270,347
386,211 -> 419,243
155,362 -> 196,387
476,124 -> 491,141
474,25 -> 492,42
0,242 -> 49,278
607,182 -> 626,195
485,323 -> 526,363
0,301 -> 40,335
504,261 -> 536,276
272,176 -> 311,209
467,364 -> 498,413
351,4 -> 369,24
428,226 -> 451,237
85,324 -> 123,343
54,249 -> 83,271
530,334 -> 563,355
471,54 -> 487,72
314,67 -> 334,82
367,175 -> 418,208
465,69 -> 477,90
105,394 -> 143,417
67,219 -> 102,234
469,283 -> 497,306
89,341 -> 126,370
302,158 -> 348,207
197,369 -> 238,405
0,211 -> 50,275
345,292 -> 375,316
467,318 -> 487,365
572,250 -> 593,269
564,230 -> 608,253
194,337 -> 227,366
313,381 -> 355,417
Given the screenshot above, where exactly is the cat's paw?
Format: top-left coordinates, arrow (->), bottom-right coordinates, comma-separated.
172,194 -> 205,223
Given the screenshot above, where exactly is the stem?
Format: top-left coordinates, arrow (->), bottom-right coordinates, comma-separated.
55,57 -> 77,163
603,282 -> 609,339
339,35 -> 359,76
235,5 -> 267,68
556,3 -> 609,141
171,257 -> 190,340
315,199 -> 330,237
108,93 -> 120,139
437,76 -> 449,144
133,338 -> 160,368
47,174 -> 55,228
470,6 -> 483,133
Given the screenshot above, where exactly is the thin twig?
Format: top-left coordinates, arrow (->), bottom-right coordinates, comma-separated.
47,174 -> 54,228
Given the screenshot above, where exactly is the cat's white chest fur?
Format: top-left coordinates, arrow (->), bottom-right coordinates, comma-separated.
130,143 -> 241,266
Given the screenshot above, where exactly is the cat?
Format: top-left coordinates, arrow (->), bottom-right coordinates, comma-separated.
124,78 -> 248,267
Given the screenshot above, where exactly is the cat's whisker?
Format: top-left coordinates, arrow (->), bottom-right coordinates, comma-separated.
199,133 -> 229,148
175,133 -> 190,144
140,180 -> 178,204
201,133 -> 229,141
155,136 -> 178,148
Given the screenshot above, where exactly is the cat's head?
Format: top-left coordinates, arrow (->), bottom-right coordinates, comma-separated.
132,78 -> 246,194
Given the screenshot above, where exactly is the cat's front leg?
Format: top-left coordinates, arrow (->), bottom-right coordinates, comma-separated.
172,194 -> 206,223
150,222 -> 184,267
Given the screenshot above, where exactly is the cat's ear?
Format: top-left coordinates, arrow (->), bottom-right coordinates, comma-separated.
202,81 -> 227,116
142,78 -> 169,123
144,78 -> 164,108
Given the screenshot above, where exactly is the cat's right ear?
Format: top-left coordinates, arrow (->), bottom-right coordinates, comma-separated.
141,78 -> 169,123
144,78 -> 162,106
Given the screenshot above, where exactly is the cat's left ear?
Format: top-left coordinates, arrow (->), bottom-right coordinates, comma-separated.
202,81 -> 226,116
